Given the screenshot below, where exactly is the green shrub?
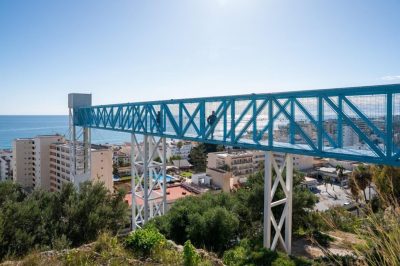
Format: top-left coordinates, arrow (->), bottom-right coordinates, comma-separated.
312,231 -> 334,247
93,232 -> 122,256
181,171 -> 193,178
125,227 -> 165,257
152,241 -> 183,265
183,240 -> 201,266
272,256 -> 295,266
223,246 -> 246,266
321,207 -> 361,233
52,234 -> 71,251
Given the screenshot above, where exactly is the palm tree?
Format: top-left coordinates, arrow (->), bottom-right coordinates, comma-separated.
323,176 -> 330,192
351,165 -> 372,202
348,176 -> 360,216
336,164 -> 345,188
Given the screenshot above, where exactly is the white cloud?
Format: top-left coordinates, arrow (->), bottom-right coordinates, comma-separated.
381,75 -> 400,81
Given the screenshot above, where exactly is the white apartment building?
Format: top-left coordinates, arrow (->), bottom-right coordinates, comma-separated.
112,144 -> 131,166
343,125 -> 359,147
207,150 -> 256,192
13,135 -> 113,192
166,140 -> 193,160
272,152 -> 314,171
206,150 -> 314,192
207,150 -> 255,180
0,150 -> 13,181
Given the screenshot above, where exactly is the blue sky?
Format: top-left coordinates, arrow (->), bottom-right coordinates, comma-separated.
0,0 -> 399,115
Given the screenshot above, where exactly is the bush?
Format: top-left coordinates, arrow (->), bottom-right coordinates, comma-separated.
223,246 -> 246,266
320,207 -> 362,233
272,257 -> 295,266
0,181 -> 129,261
125,227 -> 166,257
312,231 -> 334,248
183,240 -> 201,266
181,171 -> 193,178
152,241 -> 183,265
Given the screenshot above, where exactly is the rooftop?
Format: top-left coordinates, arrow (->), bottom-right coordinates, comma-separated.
124,184 -> 194,206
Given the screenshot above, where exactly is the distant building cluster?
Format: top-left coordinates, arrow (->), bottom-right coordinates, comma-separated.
203,150 -> 314,193
0,131 -> 370,214
270,116 -> 392,149
12,135 -> 113,192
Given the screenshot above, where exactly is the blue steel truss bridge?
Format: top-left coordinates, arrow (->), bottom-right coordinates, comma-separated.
68,84 -> 400,254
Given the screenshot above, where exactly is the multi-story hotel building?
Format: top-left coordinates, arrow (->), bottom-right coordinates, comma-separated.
13,135 -> 65,190
0,149 -> 13,181
206,150 -> 314,192
49,142 -> 113,192
12,135 -> 113,192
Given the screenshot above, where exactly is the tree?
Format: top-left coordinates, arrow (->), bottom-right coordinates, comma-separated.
0,181 -> 25,207
177,141 -> 183,153
371,165 -> 400,204
0,182 -> 129,260
323,176 -> 330,192
189,143 -> 207,172
336,165 -> 345,188
118,158 -> 124,167
153,168 -> 318,255
113,163 -> 119,177
351,165 -> 372,202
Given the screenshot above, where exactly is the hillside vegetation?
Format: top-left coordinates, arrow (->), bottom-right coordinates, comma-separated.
1,164 -> 400,265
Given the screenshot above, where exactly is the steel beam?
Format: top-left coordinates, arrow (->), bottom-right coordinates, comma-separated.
74,84 -> 400,166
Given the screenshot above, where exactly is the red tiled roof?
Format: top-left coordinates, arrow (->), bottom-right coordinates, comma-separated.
124,185 -> 194,206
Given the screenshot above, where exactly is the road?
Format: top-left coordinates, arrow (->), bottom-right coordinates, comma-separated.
314,182 -> 353,211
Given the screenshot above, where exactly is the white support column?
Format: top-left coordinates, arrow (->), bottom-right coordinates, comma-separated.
263,152 -> 294,254
285,154 -> 293,255
130,134 -> 167,230
130,133 -> 137,230
263,151 -> 272,249
162,138 -> 167,213
143,135 -> 149,223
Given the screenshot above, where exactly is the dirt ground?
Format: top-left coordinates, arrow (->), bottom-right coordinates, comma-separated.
291,230 -> 363,259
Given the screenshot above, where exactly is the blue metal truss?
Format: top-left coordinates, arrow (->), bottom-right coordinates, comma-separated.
74,84 -> 400,166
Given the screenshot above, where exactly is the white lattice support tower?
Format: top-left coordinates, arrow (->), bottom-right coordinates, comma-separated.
130,133 -> 167,230
263,151 -> 294,254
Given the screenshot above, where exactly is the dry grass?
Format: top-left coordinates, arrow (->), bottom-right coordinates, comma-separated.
352,198 -> 400,266
320,177 -> 400,266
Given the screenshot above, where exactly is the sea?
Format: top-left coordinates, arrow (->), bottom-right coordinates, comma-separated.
0,115 -> 131,149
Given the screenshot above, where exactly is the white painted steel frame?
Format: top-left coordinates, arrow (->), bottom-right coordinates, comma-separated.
130,133 -> 167,229
263,152 -> 293,254
69,107 -> 91,187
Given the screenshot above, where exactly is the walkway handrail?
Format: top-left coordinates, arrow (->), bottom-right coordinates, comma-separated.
74,84 -> 400,166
